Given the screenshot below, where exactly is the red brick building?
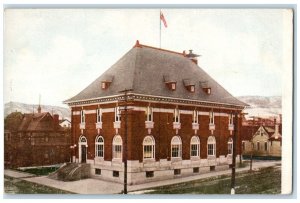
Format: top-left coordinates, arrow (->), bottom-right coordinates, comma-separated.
4,108 -> 71,168
65,41 -> 247,184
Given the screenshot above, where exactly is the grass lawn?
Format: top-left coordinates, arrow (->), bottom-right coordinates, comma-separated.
143,166 -> 281,194
4,176 -> 73,194
18,166 -> 60,176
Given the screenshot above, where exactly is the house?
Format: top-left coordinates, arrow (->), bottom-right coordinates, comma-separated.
241,118 -> 282,159
64,41 -> 247,184
60,118 -> 71,128
4,106 -> 71,168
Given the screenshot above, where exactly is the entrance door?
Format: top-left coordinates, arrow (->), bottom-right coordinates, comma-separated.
81,145 -> 87,163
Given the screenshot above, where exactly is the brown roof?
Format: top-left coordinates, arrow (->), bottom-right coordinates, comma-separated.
241,126 -> 260,141
4,112 -> 63,132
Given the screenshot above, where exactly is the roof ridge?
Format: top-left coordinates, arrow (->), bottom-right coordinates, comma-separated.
133,40 -> 184,56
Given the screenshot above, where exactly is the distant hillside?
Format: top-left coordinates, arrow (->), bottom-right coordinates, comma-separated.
4,102 -> 70,120
237,96 -> 282,119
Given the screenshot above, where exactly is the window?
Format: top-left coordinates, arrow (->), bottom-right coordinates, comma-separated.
96,108 -> 102,123
143,136 -> 155,159
264,142 -> 268,151
257,142 -> 260,150
146,171 -> 154,178
113,171 -> 119,177
190,136 -> 200,157
229,113 -> 233,125
174,169 -> 181,175
193,167 -> 199,173
95,168 -> 101,175
115,107 -> 121,122
228,138 -> 233,155
95,136 -> 104,158
80,110 -> 85,123
192,110 -> 198,124
101,82 -> 106,89
171,83 -> 176,90
209,111 -> 214,124
113,135 -> 122,159
242,141 -> 245,151
80,136 -> 87,143
171,136 -> 182,158
190,85 -> 195,92
145,106 -> 153,122
207,136 -> 216,156
174,108 -> 180,123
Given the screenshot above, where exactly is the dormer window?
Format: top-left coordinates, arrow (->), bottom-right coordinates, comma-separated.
174,108 -> 180,123
101,75 -> 114,90
145,106 -> 153,122
192,110 -> 198,124
171,83 -> 176,90
200,81 -> 211,95
190,85 -> 195,92
183,79 -> 195,93
164,75 -> 177,91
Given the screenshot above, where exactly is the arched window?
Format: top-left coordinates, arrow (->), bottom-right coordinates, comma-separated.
228,137 -> 233,155
190,136 -> 200,157
113,135 -> 122,159
80,136 -> 87,143
143,136 -> 155,159
171,136 -> 182,158
207,136 -> 216,156
95,136 -> 104,158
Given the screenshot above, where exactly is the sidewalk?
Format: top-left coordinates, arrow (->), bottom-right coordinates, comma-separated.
4,160 -> 281,194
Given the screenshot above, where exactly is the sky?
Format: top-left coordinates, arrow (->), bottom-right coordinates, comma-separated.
3,9 -> 293,107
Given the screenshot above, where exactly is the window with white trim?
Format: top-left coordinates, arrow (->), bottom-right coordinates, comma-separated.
228,137 -> 233,155
209,111 -> 214,124
257,141 -> 260,150
143,136 -> 155,159
115,107 -> 121,122
207,136 -> 216,156
145,106 -> 153,122
171,136 -> 182,158
192,110 -> 198,124
190,136 -> 200,157
80,110 -> 85,123
96,108 -> 102,123
113,135 -> 122,159
95,136 -> 104,158
229,113 -> 233,125
174,108 -> 180,123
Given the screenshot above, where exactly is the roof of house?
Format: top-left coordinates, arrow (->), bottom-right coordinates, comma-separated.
65,41 -> 247,108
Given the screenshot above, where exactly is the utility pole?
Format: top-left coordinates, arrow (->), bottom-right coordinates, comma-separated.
119,88 -> 133,195
249,116 -> 255,172
231,111 -> 238,194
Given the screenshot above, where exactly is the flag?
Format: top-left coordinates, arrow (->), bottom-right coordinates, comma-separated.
160,11 -> 167,28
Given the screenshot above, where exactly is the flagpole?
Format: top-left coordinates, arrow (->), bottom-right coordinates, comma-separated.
159,9 -> 161,48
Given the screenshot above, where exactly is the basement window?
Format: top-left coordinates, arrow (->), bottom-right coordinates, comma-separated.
113,171 -> 119,177
146,171 -> 154,178
193,167 -> 199,173
174,169 -> 181,175
95,168 -> 101,175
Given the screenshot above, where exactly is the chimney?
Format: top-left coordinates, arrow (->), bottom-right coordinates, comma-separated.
53,114 -> 59,127
185,50 -> 200,64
